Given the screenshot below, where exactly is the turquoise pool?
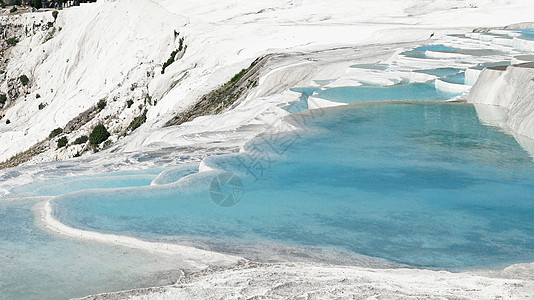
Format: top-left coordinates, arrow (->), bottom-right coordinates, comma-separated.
312,82 -> 460,103
51,102 -> 534,271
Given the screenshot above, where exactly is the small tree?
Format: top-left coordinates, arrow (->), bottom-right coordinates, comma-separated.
52,10 -> 58,21
49,127 -> 63,138
0,93 -> 7,105
97,99 -> 106,110
6,37 -> 18,46
73,135 -> 88,144
33,0 -> 42,9
57,136 -> 68,148
19,75 -> 29,86
89,124 -> 110,145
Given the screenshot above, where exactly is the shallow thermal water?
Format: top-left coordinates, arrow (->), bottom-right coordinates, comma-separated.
51,102 -> 534,271
313,81 -> 460,103
6,170 -> 161,198
0,200 -> 184,300
401,44 -> 457,58
3,30 -> 534,298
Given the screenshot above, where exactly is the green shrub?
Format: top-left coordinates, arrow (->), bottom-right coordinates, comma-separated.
49,127 -> 63,138
89,124 -> 110,145
0,93 -> 6,105
9,7 -> 16,13
230,69 -> 246,83
57,136 -> 68,148
73,135 -> 88,145
161,50 -> 178,74
38,102 -> 46,110
97,99 -> 106,110
6,37 -> 18,46
128,109 -> 147,132
36,93 -> 41,99
19,75 -> 29,86
5,119 -> 10,124
52,10 -> 58,21
126,99 -> 134,108
47,22 -> 54,29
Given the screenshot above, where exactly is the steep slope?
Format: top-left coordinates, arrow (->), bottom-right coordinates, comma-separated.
0,0 -> 184,164
1,0 -> 534,167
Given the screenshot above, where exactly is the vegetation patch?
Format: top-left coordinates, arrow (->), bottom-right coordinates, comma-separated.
0,93 -> 6,105
57,136 -> 68,148
19,75 -> 29,86
161,50 -> 178,74
6,37 -> 18,46
73,135 -> 88,145
97,99 -> 107,110
161,37 -> 185,75
164,55 -> 267,127
0,140 -> 48,170
49,127 -> 63,138
89,124 -> 110,145
128,109 -> 147,132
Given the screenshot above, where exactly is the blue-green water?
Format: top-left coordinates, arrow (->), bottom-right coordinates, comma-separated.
7,173 -> 159,198
0,200 -> 183,300
52,102 -> 534,270
313,82 -> 460,103
350,63 -> 389,70
513,29 -> 534,41
3,35 -> 534,299
414,68 -> 462,77
286,87 -> 322,113
401,45 -> 457,58
441,72 -> 465,84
